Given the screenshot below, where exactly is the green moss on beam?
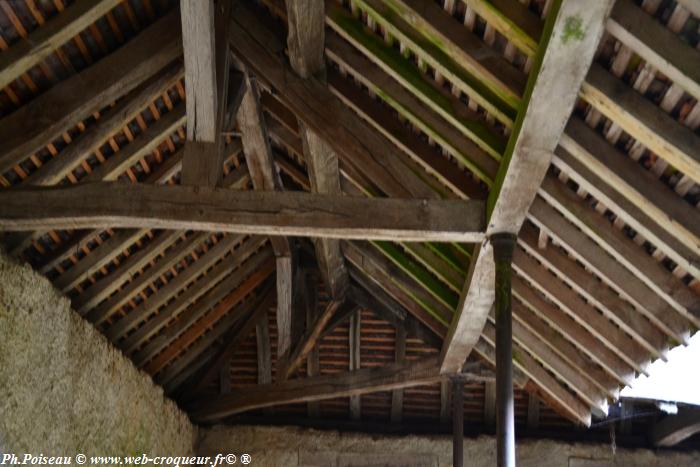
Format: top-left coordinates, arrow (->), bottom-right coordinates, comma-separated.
371,241 -> 459,312
486,0 -> 563,218
330,8 -> 506,161
336,0 -> 519,126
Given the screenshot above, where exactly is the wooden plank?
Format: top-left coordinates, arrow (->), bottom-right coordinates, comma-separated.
118,239 -> 271,355
518,223 -> 684,348
349,307 -> 362,420
54,229 -> 145,293
25,64 -> 184,186
0,182 -> 486,242
512,249 -> 651,374
228,1 -> 432,199
143,259 -> 276,374
325,14 -> 506,161
190,357 -> 443,422
606,0 -> 700,102
558,118 -> 700,275
535,179 -> 700,329
462,0 -> 543,55
325,31 -> 500,185
132,247 -> 274,368
84,232 -> 209,325
512,274 -> 635,386
440,0 -> 613,373
0,10 -> 182,176
0,0 -> 122,90
512,286 -> 622,397
326,68 -> 487,200
105,235 -> 244,341
581,63 -> 700,184
347,0 -> 525,117
73,230 -> 183,314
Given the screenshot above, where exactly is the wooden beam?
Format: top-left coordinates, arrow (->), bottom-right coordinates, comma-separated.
280,300 -> 343,379
0,182 -> 485,242
302,126 -> 348,297
606,0 -> 700,102
440,0 -> 613,374
181,0 -> 218,144
581,63 -> 700,185
0,0 -> 122,90
228,1 -> 433,199
284,0 -> 348,298
0,10 -> 182,176
180,0 -> 235,187
190,357 -> 443,422
651,407 -> 700,447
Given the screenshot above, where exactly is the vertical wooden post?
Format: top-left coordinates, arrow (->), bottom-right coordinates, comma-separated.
390,325 -> 406,423
492,232 -> 516,467
452,377 -> 464,467
349,308 -> 361,420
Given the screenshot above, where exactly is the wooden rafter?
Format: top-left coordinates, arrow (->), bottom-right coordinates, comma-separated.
0,10 -> 182,176
440,0 -> 614,379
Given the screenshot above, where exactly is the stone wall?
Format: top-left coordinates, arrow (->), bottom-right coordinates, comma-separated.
0,251 -> 196,458
199,425 -> 700,467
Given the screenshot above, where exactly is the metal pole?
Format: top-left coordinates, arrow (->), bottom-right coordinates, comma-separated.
452,377 -> 464,467
492,233 -> 517,467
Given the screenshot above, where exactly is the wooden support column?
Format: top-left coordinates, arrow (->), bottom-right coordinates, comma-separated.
484,380 -> 496,428
286,0 -> 349,299
390,326 -> 406,423
305,275 -> 321,417
349,308 -> 362,420
180,0 -> 242,187
493,233 -> 516,467
452,377 -> 464,467
237,69 -> 294,358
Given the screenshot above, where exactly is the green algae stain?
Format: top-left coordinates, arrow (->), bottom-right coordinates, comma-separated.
561,15 -> 585,44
